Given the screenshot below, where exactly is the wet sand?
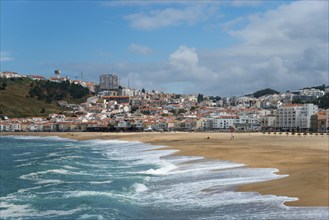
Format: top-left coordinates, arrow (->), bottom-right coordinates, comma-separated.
3,131 -> 328,206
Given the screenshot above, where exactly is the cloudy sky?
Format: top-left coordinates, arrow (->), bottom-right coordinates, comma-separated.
1,0 -> 328,96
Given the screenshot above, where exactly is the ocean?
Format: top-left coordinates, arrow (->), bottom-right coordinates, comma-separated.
0,136 -> 328,220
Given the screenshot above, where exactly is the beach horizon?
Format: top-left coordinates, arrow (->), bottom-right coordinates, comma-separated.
2,131 -> 328,207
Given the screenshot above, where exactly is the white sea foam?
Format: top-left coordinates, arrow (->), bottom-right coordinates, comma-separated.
60,155 -> 83,159
78,214 -> 105,220
36,179 -> 65,185
89,180 -> 113,185
144,162 -> 177,175
0,201 -> 37,218
0,200 -> 84,219
16,162 -> 35,167
67,191 -> 114,198
83,139 -> 134,145
7,135 -> 72,141
132,183 -> 148,193
46,152 -> 61,157
20,169 -> 71,180
17,185 -> 44,193
62,165 -> 79,170
167,161 -> 245,176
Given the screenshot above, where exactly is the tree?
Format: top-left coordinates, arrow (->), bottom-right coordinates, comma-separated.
190,106 -> 197,111
253,88 -> 280,98
209,96 -> 221,101
178,108 -> 187,114
130,106 -> 139,113
314,93 -> 329,108
142,88 -> 146,93
292,98 -> 303,104
1,82 -> 7,90
40,108 -> 46,113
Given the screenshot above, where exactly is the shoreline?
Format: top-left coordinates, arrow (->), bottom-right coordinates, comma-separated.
2,131 -> 328,207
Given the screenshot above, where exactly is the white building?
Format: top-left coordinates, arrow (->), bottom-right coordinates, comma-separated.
235,115 -> 261,131
260,115 -> 276,130
212,116 -> 238,130
299,88 -> 325,97
119,88 -> 133,96
276,103 -> 318,131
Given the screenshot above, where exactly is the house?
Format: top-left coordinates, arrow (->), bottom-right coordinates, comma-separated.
117,120 -> 131,129
260,115 -> 276,131
310,111 -> 328,132
138,107 -> 166,115
42,123 -> 58,132
9,123 -> 21,132
0,123 -> 10,132
102,96 -> 130,104
28,75 -> 46,81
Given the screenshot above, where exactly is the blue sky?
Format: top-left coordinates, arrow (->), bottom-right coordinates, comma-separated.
1,0 -> 328,96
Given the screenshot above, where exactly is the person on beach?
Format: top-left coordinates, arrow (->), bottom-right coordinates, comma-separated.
229,127 -> 235,140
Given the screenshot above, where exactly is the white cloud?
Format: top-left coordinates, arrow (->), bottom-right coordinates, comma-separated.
0,51 -> 14,62
169,46 -> 198,69
229,1 -> 328,51
125,5 -> 215,30
129,43 -> 153,55
59,1 -> 328,96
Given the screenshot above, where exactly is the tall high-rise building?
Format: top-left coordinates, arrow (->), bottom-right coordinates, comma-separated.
99,74 -> 119,90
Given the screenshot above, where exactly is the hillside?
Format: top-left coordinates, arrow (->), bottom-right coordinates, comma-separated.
252,88 -> 280,98
0,78 -> 91,118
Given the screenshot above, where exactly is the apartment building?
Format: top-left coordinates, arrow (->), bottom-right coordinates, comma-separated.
276,103 -> 318,131
99,74 -> 119,90
212,116 -> 238,130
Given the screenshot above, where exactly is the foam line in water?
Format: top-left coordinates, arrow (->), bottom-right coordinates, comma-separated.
3,135 -> 73,141
89,180 -> 113,185
66,191 -> 114,198
19,169 -> 99,181
78,214 -> 105,220
36,179 -> 65,185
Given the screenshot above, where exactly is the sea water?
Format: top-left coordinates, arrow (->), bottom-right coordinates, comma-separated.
0,136 -> 328,220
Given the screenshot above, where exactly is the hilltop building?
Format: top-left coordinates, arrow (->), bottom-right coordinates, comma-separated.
100,74 -> 119,90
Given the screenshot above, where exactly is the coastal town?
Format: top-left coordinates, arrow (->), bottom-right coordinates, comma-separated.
1,70 -> 329,134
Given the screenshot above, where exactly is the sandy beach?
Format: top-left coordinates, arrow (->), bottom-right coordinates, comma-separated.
3,131 -> 328,207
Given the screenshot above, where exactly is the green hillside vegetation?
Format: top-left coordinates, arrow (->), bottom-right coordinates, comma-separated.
252,88 -> 280,98
0,78 -> 91,118
28,79 -> 89,103
314,93 -> 329,109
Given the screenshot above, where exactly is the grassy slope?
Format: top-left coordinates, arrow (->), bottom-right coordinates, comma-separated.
0,78 -> 68,118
